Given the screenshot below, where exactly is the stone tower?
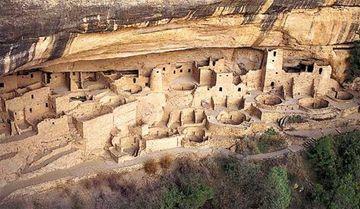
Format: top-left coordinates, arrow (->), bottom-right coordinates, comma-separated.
150,68 -> 163,92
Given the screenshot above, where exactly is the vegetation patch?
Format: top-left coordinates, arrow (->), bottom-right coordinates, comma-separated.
307,131 -> 360,209
264,167 -> 292,209
3,131 -> 360,209
159,155 -> 173,170
143,159 -> 158,174
256,128 -> 286,153
287,115 -> 305,124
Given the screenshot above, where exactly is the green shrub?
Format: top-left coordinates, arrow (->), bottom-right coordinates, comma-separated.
263,127 -> 277,139
161,187 -> 184,209
257,128 -> 285,153
264,167 -> 291,209
160,184 -> 214,209
180,184 -> 214,209
287,115 -> 304,123
257,140 -> 272,153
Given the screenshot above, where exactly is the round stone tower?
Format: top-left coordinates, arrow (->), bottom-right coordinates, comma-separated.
150,68 -> 163,92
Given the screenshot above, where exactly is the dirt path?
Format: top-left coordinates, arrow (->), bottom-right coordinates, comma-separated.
285,125 -> 360,139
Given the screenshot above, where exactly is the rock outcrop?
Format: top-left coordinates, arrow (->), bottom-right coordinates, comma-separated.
0,0 -> 359,80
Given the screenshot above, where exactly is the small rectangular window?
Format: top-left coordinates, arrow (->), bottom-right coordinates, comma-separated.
219,87 -> 223,92
0,82 -> 4,88
31,95 -> 34,99
29,108 -> 32,113
45,103 -> 48,108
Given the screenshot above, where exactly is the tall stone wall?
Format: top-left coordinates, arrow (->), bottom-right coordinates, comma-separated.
79,112 -> 114,153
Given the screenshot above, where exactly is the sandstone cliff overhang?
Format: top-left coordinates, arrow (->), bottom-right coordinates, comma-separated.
0,0 -> 359,74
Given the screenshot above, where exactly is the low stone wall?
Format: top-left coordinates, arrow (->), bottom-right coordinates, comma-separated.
37,115 -> 69,138
145,135 -> 183,153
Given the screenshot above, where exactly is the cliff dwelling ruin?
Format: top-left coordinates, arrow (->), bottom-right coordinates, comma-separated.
0,0 -> 360,207
0,47 -> 359,187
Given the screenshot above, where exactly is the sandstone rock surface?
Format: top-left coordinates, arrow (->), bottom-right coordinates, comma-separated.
0,0 -> 359,80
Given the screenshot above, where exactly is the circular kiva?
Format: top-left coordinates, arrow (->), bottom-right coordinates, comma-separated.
256,94 -> 282,106
299,97 -> 329,109
335,91 -> 353,100
216,110 -> 246,125
171,83 -> 196,91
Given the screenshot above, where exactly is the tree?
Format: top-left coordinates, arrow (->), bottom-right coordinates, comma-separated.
160,184 -> 214,209
308,131 -> 360,209
336,131 -> 360,180
308,136 -> 338,189
179,184 -> 214,209
264,167 -> 291,209
330,174 -> 359,209
161,187 -> 184,209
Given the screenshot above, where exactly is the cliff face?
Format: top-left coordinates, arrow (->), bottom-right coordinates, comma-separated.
0,0 -> 359,78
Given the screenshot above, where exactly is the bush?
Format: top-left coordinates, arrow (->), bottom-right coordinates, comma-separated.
257,128 -> 285,153
264,167 -> 291,209
263,127 -> 277,139
160,155 -> 173,170
180,184 -> 214,209
287,115 -> 304,123
161,187 -> 184,209
160,184 -> 214,209
215,157 -> 265,209
144,159 -> 158,175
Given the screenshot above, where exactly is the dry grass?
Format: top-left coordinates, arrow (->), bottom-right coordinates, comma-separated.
159,154 -> 173,170
144,159 -> 158,174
